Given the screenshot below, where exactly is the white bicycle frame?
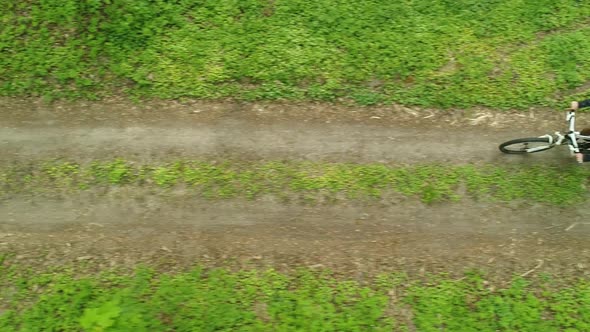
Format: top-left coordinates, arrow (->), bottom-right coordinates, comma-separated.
533,109 -> 590,155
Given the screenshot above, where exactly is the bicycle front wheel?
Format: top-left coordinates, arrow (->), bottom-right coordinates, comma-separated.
499,137 -> 554,154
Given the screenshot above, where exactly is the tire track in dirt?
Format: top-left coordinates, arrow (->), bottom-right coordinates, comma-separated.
1,97 -> 583,165
2,193 -> 590,279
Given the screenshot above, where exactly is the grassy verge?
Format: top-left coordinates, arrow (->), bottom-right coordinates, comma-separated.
1,261 -> 590,331
3,1 -> 590,108
1,159 -> 588,205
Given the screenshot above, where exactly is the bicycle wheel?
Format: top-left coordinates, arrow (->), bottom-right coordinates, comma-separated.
499,137 -> 553,154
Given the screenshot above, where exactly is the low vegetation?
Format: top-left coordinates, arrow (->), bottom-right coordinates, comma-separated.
3,0 -> 590,108
1,261 -> 590,331
1,159 -> 588,205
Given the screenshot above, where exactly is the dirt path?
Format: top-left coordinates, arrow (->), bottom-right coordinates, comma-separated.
0,98 -> 582,165
2,193 -> 590,279
2,97 -> 590,278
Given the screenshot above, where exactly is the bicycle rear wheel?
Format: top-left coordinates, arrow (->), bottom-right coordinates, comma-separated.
499,137 -> 553,154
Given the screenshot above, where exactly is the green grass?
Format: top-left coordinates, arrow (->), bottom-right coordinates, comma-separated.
1,262 -> 590,331
1,159 -> 589,205
3,0 -> 590,108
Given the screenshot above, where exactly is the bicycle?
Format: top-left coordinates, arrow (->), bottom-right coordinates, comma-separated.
498,109 -> 590,159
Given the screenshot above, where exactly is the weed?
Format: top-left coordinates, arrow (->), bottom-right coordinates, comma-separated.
2,265 -> 590,331
3,1 -> 590,108
2,160 -> 590,205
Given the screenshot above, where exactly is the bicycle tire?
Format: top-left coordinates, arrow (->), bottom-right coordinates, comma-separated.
499,137 -> 554,154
